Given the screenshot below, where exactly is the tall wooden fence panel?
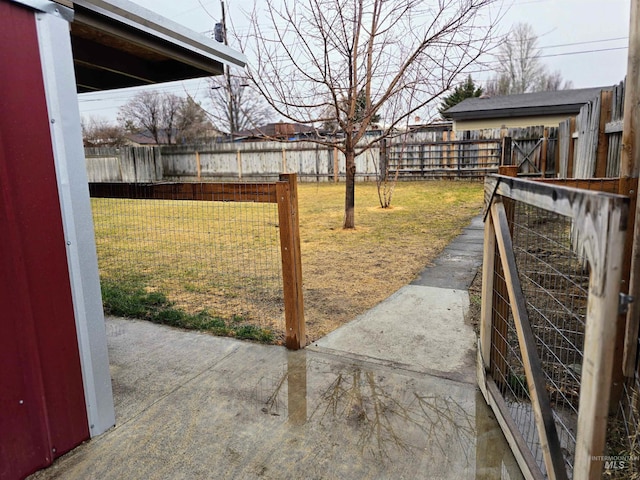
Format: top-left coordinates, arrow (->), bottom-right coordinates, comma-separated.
85,146 -> 162,182
385,127 -> 558,180
557,82 -> 624,180
86,128 -> 557,183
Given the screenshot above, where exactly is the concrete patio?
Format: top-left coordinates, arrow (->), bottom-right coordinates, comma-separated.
29,216 -> 523,480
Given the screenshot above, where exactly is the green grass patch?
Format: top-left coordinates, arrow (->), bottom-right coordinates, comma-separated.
101,279 -> 274,343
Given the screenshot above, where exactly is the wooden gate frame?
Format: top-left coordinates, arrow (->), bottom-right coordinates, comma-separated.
478,175 -> 628,480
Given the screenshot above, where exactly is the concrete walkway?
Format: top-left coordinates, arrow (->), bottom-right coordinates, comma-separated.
311,216 -> 485,384
29,216 -> 523,480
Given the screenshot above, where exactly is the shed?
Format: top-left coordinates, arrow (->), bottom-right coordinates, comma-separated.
443,86 -> 612,130
0,1 -> 245,478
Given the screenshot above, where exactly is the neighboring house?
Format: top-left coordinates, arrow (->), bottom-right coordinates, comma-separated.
234,122 -> 318,141
126,127 -> 224,146
443,87 -> 612,130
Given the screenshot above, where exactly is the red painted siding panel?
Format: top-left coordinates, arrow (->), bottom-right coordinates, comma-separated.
0,2 -> 89,479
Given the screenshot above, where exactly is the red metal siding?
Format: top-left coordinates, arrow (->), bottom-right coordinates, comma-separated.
0,2 -> 89,479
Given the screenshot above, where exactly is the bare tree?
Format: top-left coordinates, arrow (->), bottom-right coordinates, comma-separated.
176,95 -> 217,143
82,116 -> 127,147
241,0 -> 498,228
207,75 -> 273,136
119,91 -> 163,142
486,22 -> 573,96
118,90 -> 214,144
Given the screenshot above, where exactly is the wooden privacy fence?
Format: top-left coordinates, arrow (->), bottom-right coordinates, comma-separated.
85,126 -> 558,183
557,81 -> 625,179
85,146 -> 163,182
89,173 -> 305,350
500,127 -> 559,177
478,174 -> 628,479
384,136 -> 501,179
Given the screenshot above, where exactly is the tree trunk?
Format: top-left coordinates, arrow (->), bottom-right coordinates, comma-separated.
344,149 -> 356,229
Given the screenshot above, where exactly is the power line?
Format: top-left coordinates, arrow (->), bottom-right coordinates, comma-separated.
540,36 -> 628,49
538,46 -> 627,58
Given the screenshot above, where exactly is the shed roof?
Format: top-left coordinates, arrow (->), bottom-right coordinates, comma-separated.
30,0 -> 247,92
443,87 -> 611,120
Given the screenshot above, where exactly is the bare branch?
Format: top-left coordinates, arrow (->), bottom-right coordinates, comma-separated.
240,0 -> 499,227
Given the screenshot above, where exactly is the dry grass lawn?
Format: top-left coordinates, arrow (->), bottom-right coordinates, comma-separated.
298,181 -> 484,340
92,180 -> 484,343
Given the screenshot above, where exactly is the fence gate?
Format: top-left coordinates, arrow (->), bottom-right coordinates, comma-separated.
478,175 -> 628,479
503,127 -> 557,176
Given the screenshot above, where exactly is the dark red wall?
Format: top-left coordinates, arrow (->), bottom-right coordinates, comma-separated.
0,2 -> 89,479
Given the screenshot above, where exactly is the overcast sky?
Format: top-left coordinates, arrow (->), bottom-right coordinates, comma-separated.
78,0 -> 631,123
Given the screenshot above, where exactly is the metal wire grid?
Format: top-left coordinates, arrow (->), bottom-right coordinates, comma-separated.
91,187 -> 284,335
490,199 -> 589,478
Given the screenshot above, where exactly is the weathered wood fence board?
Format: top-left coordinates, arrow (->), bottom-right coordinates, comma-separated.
557,81 -> 625,180
85,146 -> 162,182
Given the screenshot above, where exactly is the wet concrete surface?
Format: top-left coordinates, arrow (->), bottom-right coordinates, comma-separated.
29,215 -> 523,479
31,318 -> 522,480
311,285 -> 476,384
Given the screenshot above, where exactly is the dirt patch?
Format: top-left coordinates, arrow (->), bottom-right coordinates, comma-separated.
465,266 -> 482,334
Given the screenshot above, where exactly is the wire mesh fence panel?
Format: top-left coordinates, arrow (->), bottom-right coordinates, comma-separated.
481,175 -> 628,479
490,200 -> 590,479
491,233 -> 548,478
91,185 -> 285,341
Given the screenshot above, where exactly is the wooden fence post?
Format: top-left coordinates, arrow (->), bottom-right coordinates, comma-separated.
281,147 -> 287,173
333,147 -> 339,182
236,150 -> 242,179
501,136 -> 512,167
623,0 -> 640,378
480,207 -> 496,369
595,89 -> 613,178
195,151 -> 201,180
490,167 -> 517,390
276,173 -> 305,350
574,203 -> 627,479
568,117 -> 576,178
540,128 -> 548,177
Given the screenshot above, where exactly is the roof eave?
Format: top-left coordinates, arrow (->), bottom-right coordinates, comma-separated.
72,0 -> 246,69
447,104 -> 586,121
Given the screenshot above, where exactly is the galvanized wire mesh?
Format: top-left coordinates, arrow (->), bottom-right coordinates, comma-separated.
91,186 -> 284,338
490,199 -> 589,478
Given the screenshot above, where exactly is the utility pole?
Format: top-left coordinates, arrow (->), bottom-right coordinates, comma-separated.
220,1 -> 236,138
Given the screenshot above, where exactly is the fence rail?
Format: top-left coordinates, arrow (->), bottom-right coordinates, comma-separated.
479,174 -> 628,479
